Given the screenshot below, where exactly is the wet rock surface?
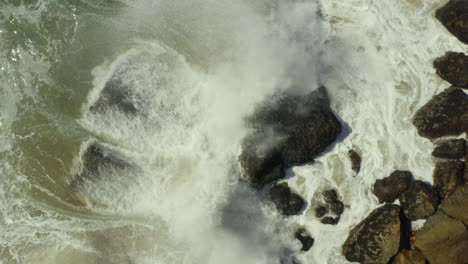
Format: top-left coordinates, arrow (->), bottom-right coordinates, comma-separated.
373,170 -> 413,203
348,149 -> 362,174
432,138 -> 467,159
239,87 -> 342,187
399,181 -> 438,221
268,183 -> 305,216
90,78 -> 141,115
412,87 -> 468,139
435,0 -> 468,44
433,160 -> 465,198
433,52 -> 468,89
415,211 -> 468,264
314,189 -> 345,225
393,250 -> 427,264
342,204 -> 401,264
439,184 -> 468,224
294,228 -> 314,251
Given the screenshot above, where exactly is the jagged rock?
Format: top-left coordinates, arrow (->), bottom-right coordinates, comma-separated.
294,228 -> 314,251
434,52 -> 468,89
373,170 -> 413,203
315,206 -> 327,218
321,216 -> 340,225
432,138 -> 467,159
348,149 -> 362,173
439,184 -> 468,224
393,250 -> 427,264
399,181 -> 438,221
315,189 -> 345,225
329,200 -> 344,215
239,87 -> 342,187
342,204 -> 401,264
415,211 -> 468,264
90,79 -> 140,115
412,87 -> 468,139
268,183 -> 305,216
322,189 -> 338,202
433,161 -> 465,198
435,0 -> 468,44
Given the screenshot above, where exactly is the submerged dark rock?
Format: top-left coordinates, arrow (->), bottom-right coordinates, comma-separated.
268,183 -> 305,216
342,204 -> 401,264
90,78 -> 140,115
321,216 -> 340,225
294,228 -> 314,251
433,52 -> 468,89
433,160 -> 465,198
348,149 -> 362,174
239,87 -> 342,187
373,170 -> 413,203
432,138 -> 467,159
315,189 -> 345,225
412,87 -> 468,139
435,0 -> 468,44
399,181 -> 438,221
314,206 -> 327,218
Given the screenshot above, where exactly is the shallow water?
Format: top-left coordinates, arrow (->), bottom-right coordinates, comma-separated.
0,0 -> 466,263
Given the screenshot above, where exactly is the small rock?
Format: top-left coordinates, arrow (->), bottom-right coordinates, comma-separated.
269,183 -> 305,216
314,206 -> 327,218
329,200 -> 345,215
321,216 -> 340,225
348,149 -> 362,174
433,161 -> 465,198
393,250 -> 427,264
432,138 -> 467,159
342,204 -> 401,264
415,211 -> 468,264
435,0 -> 468,44
434,52 -> 468,89
294,228 -> 314,251
439,184 -> 468,224
412,87 -> 468,139
399,181 -> 438,221
322,189 -> 338,203
373,170 -> 413,203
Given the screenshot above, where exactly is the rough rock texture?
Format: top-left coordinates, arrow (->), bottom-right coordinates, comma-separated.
295,228 -> 314,251
432,138 -> 467,159
412,87 -> 468,139
433,161 -> 465,198
399,181 -> 438,221
415,211 -> 468,264
268,183 -> 305,215
315,206 -> 327,218
321,216 -> 340,225
393,250 -> 427,264
435,0 -> 468,44
348,149 -> 362,173
433,52 -> 468,89
239,87 -> 342,187
90,79 -> 140,115
439,184 -> 468,224
465,154 -> 468,181
342,204 -> 401,264
314,189 -> 345,225
373,171 -> 413,203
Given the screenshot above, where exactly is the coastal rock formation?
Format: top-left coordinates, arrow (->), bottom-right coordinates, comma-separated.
373,170 -> 413,203
348,149 -> 362,174
268,183 -> 305,216
239,87 -> 342,187
90,78 -> 141,115
415,211 -> 468,264
438,184 -> 468,224
313,189 -> 345,225
342,204 -> 401,264
433,160 -> 465,198
412,87 -> 467,139
399,181 -> 438,221
433,52 -> 468,89
435,0 -> 468,44
393,250 -> 427,264
432,138 -> 467,159
294,228 -> 314,251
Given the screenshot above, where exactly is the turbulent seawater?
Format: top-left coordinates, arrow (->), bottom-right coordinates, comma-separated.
0,0 -> 465,263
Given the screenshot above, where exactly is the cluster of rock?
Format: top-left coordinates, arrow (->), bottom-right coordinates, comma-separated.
341,1 -> 468,263
313,189 -> 345,225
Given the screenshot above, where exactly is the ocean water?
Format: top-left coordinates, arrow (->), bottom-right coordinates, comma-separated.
0,0 -> 465,263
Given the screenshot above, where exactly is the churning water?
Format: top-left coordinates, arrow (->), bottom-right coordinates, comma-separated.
0,0 -> 465,263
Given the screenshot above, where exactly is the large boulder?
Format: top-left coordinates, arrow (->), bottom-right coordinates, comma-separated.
438,184 -> 468,224
412,87 -> 468,139
433,160 -> 465,198
399,181 -> 438,221
268,183 -> 305,216
294,228 -> 314,251
393,250 -> 427,264
342,204 -> 401,264
348,149 -> 362,174
433,52 -> 468,89
415,211 -> 468,264
373,170 -> 413,203
239,87 -> 342,187
435,0 -> 468,44
432,138 -> 467,159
